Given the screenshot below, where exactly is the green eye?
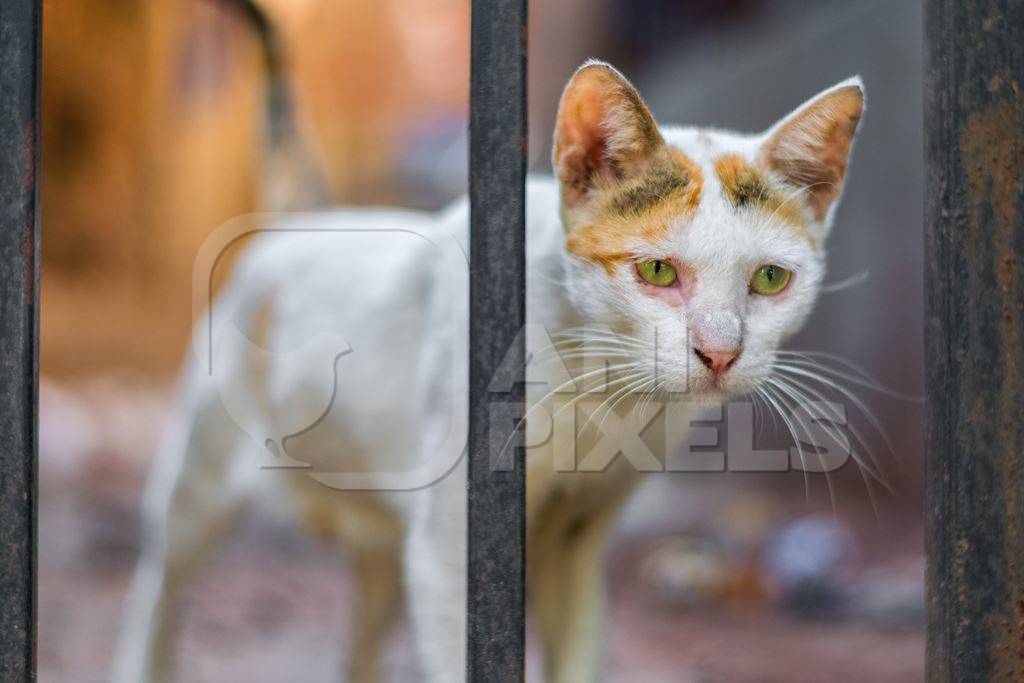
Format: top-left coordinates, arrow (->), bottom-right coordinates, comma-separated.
750,264 -> 792,295
637,259 -> 677,287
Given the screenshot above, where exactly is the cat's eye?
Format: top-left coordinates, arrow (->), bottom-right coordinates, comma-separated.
749,264 -> 792,295
636,259 -> 677,287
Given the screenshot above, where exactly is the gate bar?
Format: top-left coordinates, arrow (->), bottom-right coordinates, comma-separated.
0,0 -> 41,679
924,0 -> 1024,679
467,0 -> 528,679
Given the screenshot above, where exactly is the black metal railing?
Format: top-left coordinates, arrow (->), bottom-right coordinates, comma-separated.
467,1 -> 528,680
0,0 -> 41,680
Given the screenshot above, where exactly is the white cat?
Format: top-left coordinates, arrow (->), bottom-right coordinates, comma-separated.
112,61 -> 863,682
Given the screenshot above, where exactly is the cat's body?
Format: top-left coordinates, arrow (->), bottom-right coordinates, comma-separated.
113,62 -> 863,682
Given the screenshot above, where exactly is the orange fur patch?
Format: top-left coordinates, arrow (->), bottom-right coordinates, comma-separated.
713,154 -> 812,243
715,155 -> 771,206
565,147 -> 703,272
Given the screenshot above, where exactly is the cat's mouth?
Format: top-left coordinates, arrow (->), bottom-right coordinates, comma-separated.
675,365 -> 768,404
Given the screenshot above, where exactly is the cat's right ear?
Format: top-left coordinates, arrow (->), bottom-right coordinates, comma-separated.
553,61 -> 664,207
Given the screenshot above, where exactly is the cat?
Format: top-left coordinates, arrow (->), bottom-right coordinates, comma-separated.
112,60 -> 863,683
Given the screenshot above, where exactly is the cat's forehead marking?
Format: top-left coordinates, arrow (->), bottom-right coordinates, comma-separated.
602,146 -> 703,216
565,147 -> 703,271
606,161 -> 690,216
712,153 -> 816,248
714,155 -> 772,207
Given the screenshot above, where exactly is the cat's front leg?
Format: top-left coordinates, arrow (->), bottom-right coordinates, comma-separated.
529,491 -> 626,683
403,462 -> 467,683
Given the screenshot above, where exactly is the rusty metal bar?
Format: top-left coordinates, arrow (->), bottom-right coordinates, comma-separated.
924,0 -> 1024,679
467,0 -> 527,679
0,0 -> 41,679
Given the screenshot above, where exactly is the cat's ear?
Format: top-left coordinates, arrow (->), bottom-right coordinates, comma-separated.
553,61 -> 664,207
758,77 -> 864,222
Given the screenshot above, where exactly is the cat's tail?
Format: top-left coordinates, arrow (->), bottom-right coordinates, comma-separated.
220,0 -> 331,210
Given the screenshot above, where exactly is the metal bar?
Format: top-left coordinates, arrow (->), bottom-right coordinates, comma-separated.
0,0 -> 40,679
924,1 -> 1024,680
467,0 -> 527,680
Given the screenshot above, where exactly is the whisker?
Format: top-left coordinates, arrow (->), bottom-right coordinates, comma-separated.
774,352 -> 922,402
553,328 -> 648,348
531,267 -> 567,288
548,335 -> 645,348
749,389 -> 767,435
772,374 -> 888,523
820,269 -> 871,294
774,362 -> 897,455
773,363 -> 897,494
577,371 -> 651,437
771,370 -> 888,483
536,340 -> 641,358
759,382 -> 814,503
544,349 -> 637,362
768,374 -> 884,521
550,369 -> 650,445
492,361 -> 644,463
753,386 -> 780,432
765,377 -> 839,511
637,376 -> 666,424
599,374 -> 657,435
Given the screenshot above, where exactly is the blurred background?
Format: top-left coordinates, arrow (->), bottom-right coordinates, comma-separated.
40,0 -> 924,680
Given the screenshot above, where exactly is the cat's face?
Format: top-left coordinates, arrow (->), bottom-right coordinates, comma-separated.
553,61 -> 863,403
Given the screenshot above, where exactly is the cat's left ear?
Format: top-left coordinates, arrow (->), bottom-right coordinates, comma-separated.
758,77 -> 864,223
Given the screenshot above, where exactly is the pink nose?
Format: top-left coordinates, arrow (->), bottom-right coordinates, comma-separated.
693,348 -> 739,374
